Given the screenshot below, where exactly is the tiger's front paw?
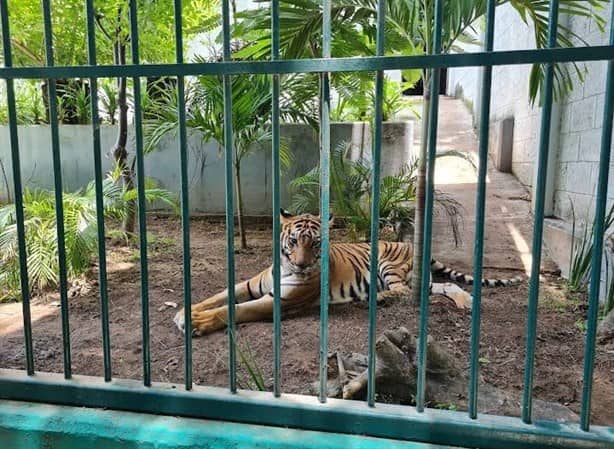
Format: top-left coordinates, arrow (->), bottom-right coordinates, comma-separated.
191,309 -> 226,336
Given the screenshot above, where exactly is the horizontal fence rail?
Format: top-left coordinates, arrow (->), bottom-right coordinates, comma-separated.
0,46 -> 612,79
0,369 -> 613,449
0,1 -> 613,449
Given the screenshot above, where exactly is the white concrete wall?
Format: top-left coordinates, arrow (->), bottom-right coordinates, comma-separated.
0,122 -> 413,216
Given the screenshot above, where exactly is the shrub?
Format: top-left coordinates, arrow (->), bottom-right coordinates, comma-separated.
290,141 -> 467,243
0,168 -> 177,301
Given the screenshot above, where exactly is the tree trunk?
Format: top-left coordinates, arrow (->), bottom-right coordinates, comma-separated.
235,158 -> 248,250
112,40 -> 135,235
411,74 -> 431,304
230,0 -> 237,27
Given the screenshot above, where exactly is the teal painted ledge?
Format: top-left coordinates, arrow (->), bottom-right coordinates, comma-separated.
0,400 -> 454,449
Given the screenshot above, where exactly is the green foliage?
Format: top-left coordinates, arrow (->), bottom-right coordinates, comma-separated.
234,0 -> 609,104
3,0 -> 219,67
434,402 -> 459,411
602,232 -> 614,317
575,318 -> 588,333
143,67 -> 318,248
99,79 -> 118,125
567,202 -> 614,293
235,333 -> 266,392
290,141 -> 467,243
331,74 -> 418,122
14,81 -> 45,125
0,168 -> 178,301
5,0 -> 87,66
144,69 -> 317,163
61,80 -> 92,124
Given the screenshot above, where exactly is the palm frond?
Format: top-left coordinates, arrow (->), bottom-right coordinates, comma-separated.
0,170 -> 178,300
291,141 -> 465,243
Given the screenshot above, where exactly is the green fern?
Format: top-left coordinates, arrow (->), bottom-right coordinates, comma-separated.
0,171 -> 178,301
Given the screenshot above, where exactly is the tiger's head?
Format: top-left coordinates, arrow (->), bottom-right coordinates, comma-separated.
280,209 -> 333,275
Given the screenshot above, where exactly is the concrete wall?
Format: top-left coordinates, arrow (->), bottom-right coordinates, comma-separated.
0,121 -> 413,216
446,2 -> 614,294
0,400 -> 423,449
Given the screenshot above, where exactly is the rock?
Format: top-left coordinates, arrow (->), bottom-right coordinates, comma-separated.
310,379 -> 342,398
326,326 -> 579,422
597,308 -> 614,343
157,301 -> 179,311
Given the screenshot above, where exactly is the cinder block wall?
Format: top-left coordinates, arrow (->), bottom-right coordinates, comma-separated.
554,5 -> 614,223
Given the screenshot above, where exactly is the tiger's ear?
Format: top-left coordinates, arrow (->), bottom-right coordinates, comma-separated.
280,208 -> 293,225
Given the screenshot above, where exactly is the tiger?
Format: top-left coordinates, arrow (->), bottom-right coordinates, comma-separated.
174,210 -> 522,336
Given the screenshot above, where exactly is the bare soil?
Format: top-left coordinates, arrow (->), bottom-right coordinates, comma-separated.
1,217 -> 613,425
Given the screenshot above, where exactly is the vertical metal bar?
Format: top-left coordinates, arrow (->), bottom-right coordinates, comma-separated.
366,0 -> 386,408
416,0 -> 444,413
129,0 -> 151,387
41,0 -> 71,379
173,0 -> 193,391
318,0 -> 332,404
271,0 -> 282,398
580,2 -> 614,432
85,0 -> 112,383
221,0 -> 237,394
0,0 -> 34,376
522,0 -> 559,424
468,0 -> 496,420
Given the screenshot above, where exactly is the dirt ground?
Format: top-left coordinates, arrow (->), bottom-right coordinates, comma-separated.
0,216 -> 613,425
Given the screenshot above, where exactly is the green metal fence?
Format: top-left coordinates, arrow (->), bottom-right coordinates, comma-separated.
0,1 -> 613,448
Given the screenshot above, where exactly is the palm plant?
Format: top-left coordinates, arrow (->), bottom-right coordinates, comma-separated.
235,0 -> 609,303
568,201 -> 614,293
0,167 -> 177,301
144,65 -> 318,249
604,246 -> 614,316
331,73 -> 418,122
64,81 -> 91,124
15,81 -> 45,125
99,79 -> 118,125
290,141 -> 467,243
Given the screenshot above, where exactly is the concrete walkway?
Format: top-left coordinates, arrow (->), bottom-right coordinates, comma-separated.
415,96 -> 557,276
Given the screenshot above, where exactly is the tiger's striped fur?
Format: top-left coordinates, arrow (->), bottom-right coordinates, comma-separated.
174,211 -> 522,336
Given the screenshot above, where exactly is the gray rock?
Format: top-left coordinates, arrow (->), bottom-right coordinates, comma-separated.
597,308 -> 614,343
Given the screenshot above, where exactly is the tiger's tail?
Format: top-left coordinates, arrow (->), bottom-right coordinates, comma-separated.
430,259 -> 523,287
